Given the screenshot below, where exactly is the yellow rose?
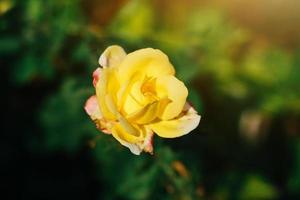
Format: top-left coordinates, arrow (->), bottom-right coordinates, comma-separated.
85,45 -> 201,155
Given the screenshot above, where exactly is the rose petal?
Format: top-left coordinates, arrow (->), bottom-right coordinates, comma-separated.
98,45 -> 127,68
111,122 -> 154,155
95,68 -> 119,120
142,131 -> 154,154
111,123 -> 144,155
118,48 -> 175,84
92,68 -> 101,87
156,75 -> 188,120
148,103 -> 201,138
127,98 -> 171,124
84,95 -> 102,120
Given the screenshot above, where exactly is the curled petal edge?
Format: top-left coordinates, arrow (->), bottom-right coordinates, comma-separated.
84,95 -> 111,134
148,102 -> 201,138
111,124 -> 154,155
93,68 -> 101,87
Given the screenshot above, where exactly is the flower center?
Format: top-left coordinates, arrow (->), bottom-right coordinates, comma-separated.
141,77 -> 158,102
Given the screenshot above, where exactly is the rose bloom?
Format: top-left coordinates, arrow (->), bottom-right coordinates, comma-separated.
85,45 -> 201,155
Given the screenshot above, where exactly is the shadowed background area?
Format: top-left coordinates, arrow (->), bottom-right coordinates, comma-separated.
1,0 -> 300,199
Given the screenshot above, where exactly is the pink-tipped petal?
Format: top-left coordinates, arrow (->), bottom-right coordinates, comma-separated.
84,95 -> 102,120
143,132 -> 154,154
93,68 -> 101,87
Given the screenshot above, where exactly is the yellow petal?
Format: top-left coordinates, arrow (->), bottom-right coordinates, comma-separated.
118,48 -> 175,84
156,75 -> 188,120
111,123 -> 154,155
121,87 -> 144,115
118,115 -> 141,137
112,123 -> 143,144
105,94 -> 119,115
95,68 -> 119,120
149,103 -> 201,138
95,68 -> 112,119
118,77 -> 144,115
111,130 -> 142,155
99,45 -> 127,68
111,122 -> 144,155
127,98 -> 171,124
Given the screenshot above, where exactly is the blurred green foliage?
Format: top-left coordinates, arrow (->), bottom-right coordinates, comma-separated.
238,175 -> 278,199
2,0 -> 300,199
40,79 -> 96,153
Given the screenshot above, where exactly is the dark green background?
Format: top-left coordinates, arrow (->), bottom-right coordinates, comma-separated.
2,0 -> 300,199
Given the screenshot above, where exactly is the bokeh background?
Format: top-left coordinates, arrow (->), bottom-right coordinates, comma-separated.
2,0 -> 300,199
